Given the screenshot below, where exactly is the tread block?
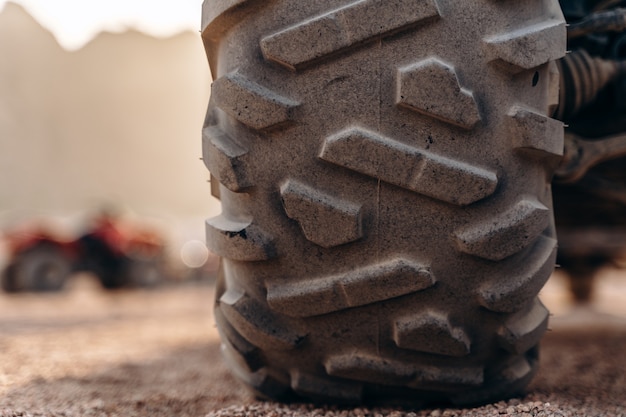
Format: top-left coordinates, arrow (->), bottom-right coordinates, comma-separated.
500,356 -> 533,383
219,289 -> 305,351
201,0 -> 252,37
393,311 -> 471,357
206,216 -> 276,261
260,0 -> 440,71
291,370 -> 363,403
325,353 -> 483,388
485,19 -> 566,74
397,58 -> 481,130
212,72 -> 299,130
454,198 -> 550,261
251,372 -> 293,401
410,366 -> 484,388
281,180 -> 363,248
210,173 -> 221,200
319,127 -> 497,206
203,126 -> 251,192
215,306 -> 263,372
324,353 -> 416,385
479,236 -> 557,313
220,343 -> 261,380
222,351 -> 291,401
266,258 -> 435,318
497,299 -> 549,355
508,106 -> 564,158
448,354 -> 534,406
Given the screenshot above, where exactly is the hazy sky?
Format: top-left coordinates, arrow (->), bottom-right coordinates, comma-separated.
0,0 -> 201,50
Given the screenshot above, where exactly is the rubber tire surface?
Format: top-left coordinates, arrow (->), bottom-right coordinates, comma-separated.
202,0 -> 566,406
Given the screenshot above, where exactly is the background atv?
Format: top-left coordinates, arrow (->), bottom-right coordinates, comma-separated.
1,211 -> 166,292
201,0 -> 626,407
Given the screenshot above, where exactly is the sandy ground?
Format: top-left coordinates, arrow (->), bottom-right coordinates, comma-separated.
0,272 -> 624,417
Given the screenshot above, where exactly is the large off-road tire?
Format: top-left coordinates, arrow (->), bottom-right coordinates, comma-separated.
201,0 -> 566,406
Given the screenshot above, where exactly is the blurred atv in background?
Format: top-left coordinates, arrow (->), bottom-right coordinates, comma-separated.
1,211 -> 166,292
555,0 -> 626,302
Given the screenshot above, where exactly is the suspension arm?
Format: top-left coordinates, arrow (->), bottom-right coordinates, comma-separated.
556,132 -> 626,183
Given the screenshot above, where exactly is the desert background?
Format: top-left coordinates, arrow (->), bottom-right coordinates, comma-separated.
0,1 -> 218,267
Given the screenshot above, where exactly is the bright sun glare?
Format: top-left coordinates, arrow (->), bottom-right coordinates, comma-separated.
0,0 -> 202,50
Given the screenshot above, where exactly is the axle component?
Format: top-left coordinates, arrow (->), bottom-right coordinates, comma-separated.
554,50 -> 626,121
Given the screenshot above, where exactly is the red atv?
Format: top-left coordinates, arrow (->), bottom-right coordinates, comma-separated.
1,212 -> 166,292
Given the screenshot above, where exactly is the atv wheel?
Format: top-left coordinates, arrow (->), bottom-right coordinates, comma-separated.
2,243 -> 71,292
123,258 -> 164,288
202,0 -> 566,406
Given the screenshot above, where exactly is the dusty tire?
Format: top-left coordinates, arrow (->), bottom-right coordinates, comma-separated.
202,0 -> 566,406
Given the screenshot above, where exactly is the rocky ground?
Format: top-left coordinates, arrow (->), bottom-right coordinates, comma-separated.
0,271 -> 624,417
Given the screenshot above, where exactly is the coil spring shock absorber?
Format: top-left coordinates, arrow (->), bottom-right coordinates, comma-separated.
555,6 -> 626,121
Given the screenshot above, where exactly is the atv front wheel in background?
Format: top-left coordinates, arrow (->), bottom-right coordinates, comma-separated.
201,0 -> 566,406
2,243 -> 71,292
